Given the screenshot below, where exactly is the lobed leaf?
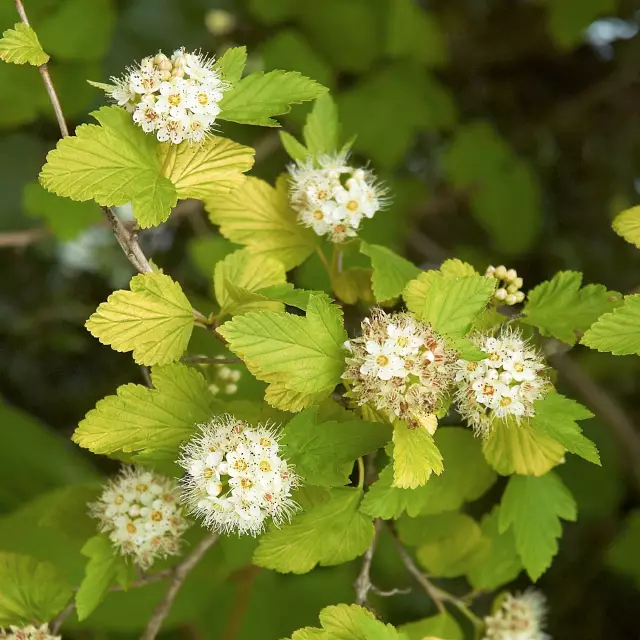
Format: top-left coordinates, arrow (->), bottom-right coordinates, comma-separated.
215,45 -> 247,85
85,272 -> 194,366
360,242 -> 421,302
581,295 -> 640,356
303,93 -> 340,155
0,23 -> 49,66
612,205 -> 640,249
392,421 -> 443,489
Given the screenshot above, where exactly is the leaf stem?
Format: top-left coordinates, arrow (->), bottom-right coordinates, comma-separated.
356,457 -> 365,489
316,246 -> 332,276
141,533 -> 219,640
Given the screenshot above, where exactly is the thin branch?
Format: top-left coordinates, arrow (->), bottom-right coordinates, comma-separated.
371,585 -> 412,597
549,350 -> 640,491
390,532 -> 445,613
141,533 -> 219,640
0,228 -> 48,248
50,600 -> 75,634
354,519 -> 381,607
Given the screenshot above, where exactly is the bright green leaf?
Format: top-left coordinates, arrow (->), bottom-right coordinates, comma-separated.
253,488 -> 374,573
439,258 -> 477,277
207,176 -> 318,270
499,472 -> 577,581
303,93 -> 340,156
361,242 -> 421,302
216,46 -> 247,85
403,271 -> 495,338
219,70 -> 327,126
612,205 -> 640,249
522,271 -> 621,344
332,267 -> 374,305
531,392 -> 599,465
73,364 -> 216,457
282,407 -> 391,486
400,612 -> 463,640
280,131 -> 310,163
0,22 -> 49,65
581,295 -> 640,355
0,552 -> 72,625
392,421 -> 443,489
85,272 -> 194,366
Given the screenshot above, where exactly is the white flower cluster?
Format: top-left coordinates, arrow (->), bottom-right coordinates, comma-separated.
454,328 -> 548,434
288,153 -> 386,242
105,48 -> 227,144
208,358 -> 241,397
483,590 -> 549,640
486,265 -> 525,306
178,415 -> 300,536
0,625 -> 59,640
90,467 -> 190,569
343,310 -> 456,432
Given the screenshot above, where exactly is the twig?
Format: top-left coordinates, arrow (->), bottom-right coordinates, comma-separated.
354,519 -> 381,607
141,533 -> 219,640
0,228 -> 48,248
140,366 -> 153,388
50,599 -> 75,634
390,531 -> 446,613
371,585 -> 412,597
549,351 -> 640,491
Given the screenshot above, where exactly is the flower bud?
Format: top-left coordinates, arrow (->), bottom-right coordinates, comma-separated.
494,265 -> 508,279
514,276 -> 524,289
515,291 -> 525,303
505,293 -> 518,305
0,625 -> 60,639
506,284 -> 519,294
505,268 -> 518,282
494,288 -> 508,301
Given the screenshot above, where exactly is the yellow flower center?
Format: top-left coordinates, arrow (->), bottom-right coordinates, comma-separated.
234,459 -> 248,472
126,522 -> 137,534
500,397 -> 513,406
197,92 -> 209,105
168,94 -> 181,106
240,478 -> 253,489
313,210 -> 324,220
114,495 -> 124,505
151,511 -> 163,522
376,355 -> 389,367
259,461 -> 271,472
346,200 -> 359,212
203,467 -> 214,479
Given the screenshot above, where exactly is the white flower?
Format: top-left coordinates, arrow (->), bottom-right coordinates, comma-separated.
288,152 -> 387,242
343,309 -> 456,429
99,48 -> 228,144
178,415 -> 301,536
0,625 -> 60,640
454,328 -> 549,435
89,466 -> 190,569
483,590 -> 549,640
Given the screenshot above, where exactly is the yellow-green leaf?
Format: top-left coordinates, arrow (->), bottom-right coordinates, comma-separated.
581,295 -> 640,356
392,420 -> 443,489
86,271 -> 194,366
214,249 -> 287,316
482,416 -> 565,477
612,205 -> 640,248
0,23 -> 49,66
207,176 -> 318,270
158,136 -> 254,201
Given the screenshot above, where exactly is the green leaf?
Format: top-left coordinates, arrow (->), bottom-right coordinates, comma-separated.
392,421 -> 443,489
85,272 -> 194,366
332,267 -> 374,305
303,93 -> 340,156
282,407 -> 391,486
360,242 -> 421,302
400,612 -> 463,640
543,0 -> 617,49
482,416 -> 566,477
403,271 -> 495,338
218,294 -> 347,401
216,46 -> 247,85
361,427 -> 496,519
439,258 -> 477,277
73,363 -> 216,457
467,507 -> 522,591
280,131 -> 310,164
581,295 -> 640,355
214,249 -> 287,316
0,552 -> 72,625
530,392 -> 599,464
612,205 -> 640,249
399,512 -> 489,578
219,70 -> 327,126
499,472 -> 577,581
39,106 -> 176,228
23,181 -> 102,241
207,176 -> 318,270
318,603 -> 376,639
253,487 -> 374,573
76,535 -> 131,621
0,22 -> 49,65
40,106 -> 253,229
386,0 -> 447,67
522,271 -> 621,344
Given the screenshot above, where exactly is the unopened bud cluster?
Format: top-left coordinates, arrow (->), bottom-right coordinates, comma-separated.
90,467 -> 190,569
0,626 -> 59,640
486,265 -> 525,306
454,328 -> 548,435
104,48 -> 227,144
343,310 -> 456,432
288,153 -> 386,242
179,415 -> 300,536
207,357 -> 241,397
483,590 -> 549,640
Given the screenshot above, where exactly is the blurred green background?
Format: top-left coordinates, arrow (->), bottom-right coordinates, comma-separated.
1,0 -> 640,638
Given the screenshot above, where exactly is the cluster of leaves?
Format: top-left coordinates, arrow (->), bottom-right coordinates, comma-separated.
0,1 -> 638,639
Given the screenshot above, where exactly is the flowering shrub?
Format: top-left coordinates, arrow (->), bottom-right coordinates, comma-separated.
0,3 -> 638,639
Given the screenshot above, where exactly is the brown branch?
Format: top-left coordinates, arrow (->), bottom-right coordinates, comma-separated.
141,533 -> 219,640
354,519 -> 381,607
0,228 -> 48,248
49,599 -> 75,635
